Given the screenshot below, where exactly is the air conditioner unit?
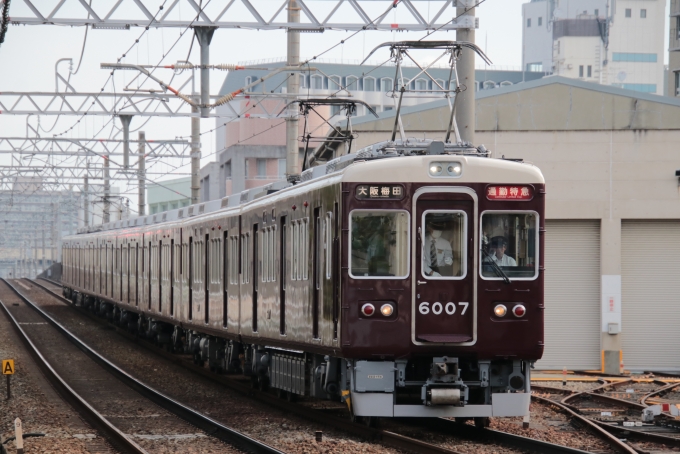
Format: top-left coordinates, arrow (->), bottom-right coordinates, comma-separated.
567,64 -> 573,69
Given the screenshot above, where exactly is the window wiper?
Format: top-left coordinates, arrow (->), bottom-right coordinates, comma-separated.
481,249 -> 511,284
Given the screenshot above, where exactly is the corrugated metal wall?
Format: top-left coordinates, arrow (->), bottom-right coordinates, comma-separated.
622,221 -> 680,371
536,220 -> 600,370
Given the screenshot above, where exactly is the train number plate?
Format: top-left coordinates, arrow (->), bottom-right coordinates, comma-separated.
418,302 -> 469,315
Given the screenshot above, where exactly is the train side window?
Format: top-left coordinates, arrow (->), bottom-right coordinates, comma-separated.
241,233 -> 250,284
349,210 -> 410,279
303,218 -> 309,280
325,212 -> 333,279
262,229 -> 268,283
292,222 -> 299,281
480,211 -> 539,280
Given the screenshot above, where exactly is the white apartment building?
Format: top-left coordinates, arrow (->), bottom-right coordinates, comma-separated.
523,0 -> 665,94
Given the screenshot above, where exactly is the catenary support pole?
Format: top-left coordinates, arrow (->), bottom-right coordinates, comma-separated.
194,27 -> 216,119
138,131 -> 146,216
119,115 -> 133,169
41,223 -> 46,274
455,4 -> 476,145
191,99 -> 201,204
83,163 -> 89,227
103,153 -> 110,224
285,0 -> 300,180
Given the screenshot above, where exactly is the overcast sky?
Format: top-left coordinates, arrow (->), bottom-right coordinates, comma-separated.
0,0 -> 670,205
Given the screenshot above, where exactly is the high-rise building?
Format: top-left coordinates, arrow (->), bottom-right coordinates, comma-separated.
523,0 -> 665,95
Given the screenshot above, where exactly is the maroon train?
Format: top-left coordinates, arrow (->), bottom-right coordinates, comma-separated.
62,139 -> 544,422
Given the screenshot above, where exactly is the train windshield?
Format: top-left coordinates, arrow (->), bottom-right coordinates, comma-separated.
481,212 -> 538,280
349,210 -> 409,278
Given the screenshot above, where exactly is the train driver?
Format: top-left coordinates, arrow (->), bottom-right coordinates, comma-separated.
486,236 -> 517,267
423,219 -> 454,277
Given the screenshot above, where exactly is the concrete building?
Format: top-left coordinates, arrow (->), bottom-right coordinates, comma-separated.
668,0 -> 680,97
320,76 -> 680,373
524,0 -> 665,95
0,181 -> 81,278
147,176 -> 191,214
203,62 -> 546,201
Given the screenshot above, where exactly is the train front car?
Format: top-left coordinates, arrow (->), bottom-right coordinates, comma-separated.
339,141 -> 544,421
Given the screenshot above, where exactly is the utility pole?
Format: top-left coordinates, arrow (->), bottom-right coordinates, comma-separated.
41,224 -> 46,274
33,237 -> 38,278
191,99 -> 201,205
103,153 -> 110,223
138,131 -> 146,216
194,27 -> 216,119
83,163 -> 89,227
119,115 -> 133,169
456,4 -> 476,145
286,0 -> 300,180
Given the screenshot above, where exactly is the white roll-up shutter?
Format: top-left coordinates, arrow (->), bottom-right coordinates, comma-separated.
536,220 -> 600,370
622,221 -> 680,371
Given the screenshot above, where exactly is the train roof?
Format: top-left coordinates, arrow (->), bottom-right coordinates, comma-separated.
73,139 -> 543,236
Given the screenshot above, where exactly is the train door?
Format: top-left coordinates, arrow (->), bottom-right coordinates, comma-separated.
222,230 -> 228,327
412,187 -> 476,344
159,239 -> 163,313
188,236 -> 193,320
135,242 -> 139,306
205,233 -> 210,324
313,207 -> 321,339
252,223 -> 258,332
279,216 -> 286,335
168,235 -> 175,315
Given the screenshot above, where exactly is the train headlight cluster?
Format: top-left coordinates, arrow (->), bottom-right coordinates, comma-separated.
493,304 -> 527,318
429,161 -> 462,178
361,303 -> 394,317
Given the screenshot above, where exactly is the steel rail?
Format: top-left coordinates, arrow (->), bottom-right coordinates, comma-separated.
406,418 -> 593,454
0,280 -> 148,454
33,279 -> 599,454
540,378 -> 680,450
6,278 -> 283,454
532,395 -> 637,454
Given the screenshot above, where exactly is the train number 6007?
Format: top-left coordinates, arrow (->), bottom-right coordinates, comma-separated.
419,302 -> 469,315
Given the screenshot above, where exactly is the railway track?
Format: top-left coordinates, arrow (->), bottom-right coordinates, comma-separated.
0,278 -> 282,454
31,278 -> 605,454
536,378 -> 680,453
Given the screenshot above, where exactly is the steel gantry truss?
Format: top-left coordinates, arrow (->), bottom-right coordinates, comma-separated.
0,137 -> 191,159
12,0 -> 478,31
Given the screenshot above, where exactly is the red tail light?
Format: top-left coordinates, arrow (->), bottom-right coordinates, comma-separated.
361,303 -> 375,317
513,305 -> 526,318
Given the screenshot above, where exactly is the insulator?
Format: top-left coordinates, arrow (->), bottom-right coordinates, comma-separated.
173,63 -> 195,70
212,64 -> 240,71
212,93 -> 236,107
176,92 -> 194,105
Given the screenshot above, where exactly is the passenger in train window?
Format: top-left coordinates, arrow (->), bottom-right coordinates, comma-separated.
422,218 -> 454,277
486,236 -> 517,267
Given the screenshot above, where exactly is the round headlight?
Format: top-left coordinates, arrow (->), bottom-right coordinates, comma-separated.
513,305 -> 526,318
361,303 -> 375,317
494,304 -> 507,317
447,164 -> 462,176
429,164 -> 443,176
380,304 -> 394,316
